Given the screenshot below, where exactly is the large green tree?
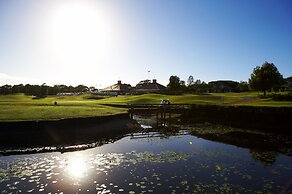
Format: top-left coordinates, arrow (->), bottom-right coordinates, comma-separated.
167,75 -> 181,90
166,75 -> 186,93
249,62 -> 284,96
187,75 -> 194,86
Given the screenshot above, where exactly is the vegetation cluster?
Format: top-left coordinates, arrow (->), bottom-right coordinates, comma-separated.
1,92 -> 292,122
165,75 -> 249,94
0,61 -> 291,122
189,104 -> 292,132
0,62 -> 290,98
261,93 -> 292,101
166,62 -> 289,96
0,84 -> 94,98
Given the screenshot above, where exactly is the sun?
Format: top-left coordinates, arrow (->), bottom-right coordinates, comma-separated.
48,1 -> 112,68
67,157 -> 87,178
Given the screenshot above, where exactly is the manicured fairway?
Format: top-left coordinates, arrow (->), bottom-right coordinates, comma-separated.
0,94 -> 126,121
0,92 -> 291,121
97,92 -> 292,106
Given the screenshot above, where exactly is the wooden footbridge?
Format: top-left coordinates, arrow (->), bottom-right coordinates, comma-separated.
128,104 -> 192,117
128,104 -> 192,128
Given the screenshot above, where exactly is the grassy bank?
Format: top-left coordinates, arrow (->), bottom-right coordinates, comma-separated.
0,92 -> 292,121
0,94 -> 126,121
0,116 -> 141,152
97,92 -> 292,107
188,104 -> 292,133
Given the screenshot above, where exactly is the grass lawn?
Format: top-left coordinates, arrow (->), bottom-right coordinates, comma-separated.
0,94 -> 126,121
97,92 -> 292,106
0,92 -> 291,121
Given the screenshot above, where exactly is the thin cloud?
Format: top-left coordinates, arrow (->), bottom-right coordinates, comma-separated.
0,73 -> 42,86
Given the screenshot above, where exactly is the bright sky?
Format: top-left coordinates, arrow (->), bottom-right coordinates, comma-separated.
0,0 -> 291,88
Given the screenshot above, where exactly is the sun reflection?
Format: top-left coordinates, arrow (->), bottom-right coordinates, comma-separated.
67,156 -> 87,178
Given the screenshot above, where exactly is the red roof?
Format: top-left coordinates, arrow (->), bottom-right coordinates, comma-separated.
102,81 -> 131,92
102,79 -> 166,93
135,80 -> 166,92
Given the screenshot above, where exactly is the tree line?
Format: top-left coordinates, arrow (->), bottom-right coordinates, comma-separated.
0,62 -> 290,97
0,84 -> 94,97
165,75 -> 250,94
166,62 -> 288,96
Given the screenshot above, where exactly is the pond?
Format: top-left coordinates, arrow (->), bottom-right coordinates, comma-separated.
0,116 -> 292,193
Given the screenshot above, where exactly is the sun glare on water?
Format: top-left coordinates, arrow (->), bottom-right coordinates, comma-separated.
67,156 -> 88,178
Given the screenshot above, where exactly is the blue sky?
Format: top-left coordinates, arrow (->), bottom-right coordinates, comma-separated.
0,0 -> 291,87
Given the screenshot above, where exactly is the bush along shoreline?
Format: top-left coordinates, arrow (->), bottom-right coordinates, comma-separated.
186,105 -> 292,134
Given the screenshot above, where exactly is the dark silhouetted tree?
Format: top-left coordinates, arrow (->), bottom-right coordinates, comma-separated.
194,79 -> 201,85
249,62 -> 284,96
187,75 -> 194,86
12,84 -> 24,93
208,80 -> 239,93
180,80 -> 187,91
40,83 -> 49,97
167,75 -> 181,90
187,79 -> 210,93
75,85 -> 89,93
236,81 -> 249,92
166,75 -> 186,94
0,85 -> 12,94
0,83 -> 94,96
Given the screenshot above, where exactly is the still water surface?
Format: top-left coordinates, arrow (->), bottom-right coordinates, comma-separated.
0,124 -> 292,193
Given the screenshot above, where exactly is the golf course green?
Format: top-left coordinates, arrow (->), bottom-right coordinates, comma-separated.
0,92 -> 292,121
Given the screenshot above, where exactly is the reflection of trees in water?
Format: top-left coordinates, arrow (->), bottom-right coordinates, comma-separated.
0,132 -> 129,156
134,116 -> 292,168
187,123 -> 292,167
249,149 -> 278,166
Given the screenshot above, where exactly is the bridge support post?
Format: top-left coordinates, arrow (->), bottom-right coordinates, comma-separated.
129,105 -> 133,119
163,107 -> 166,124
169,109 -> 171,128
156,111 -> 159,128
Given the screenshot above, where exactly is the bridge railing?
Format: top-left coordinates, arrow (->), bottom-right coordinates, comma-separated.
128,104 -> 192,109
